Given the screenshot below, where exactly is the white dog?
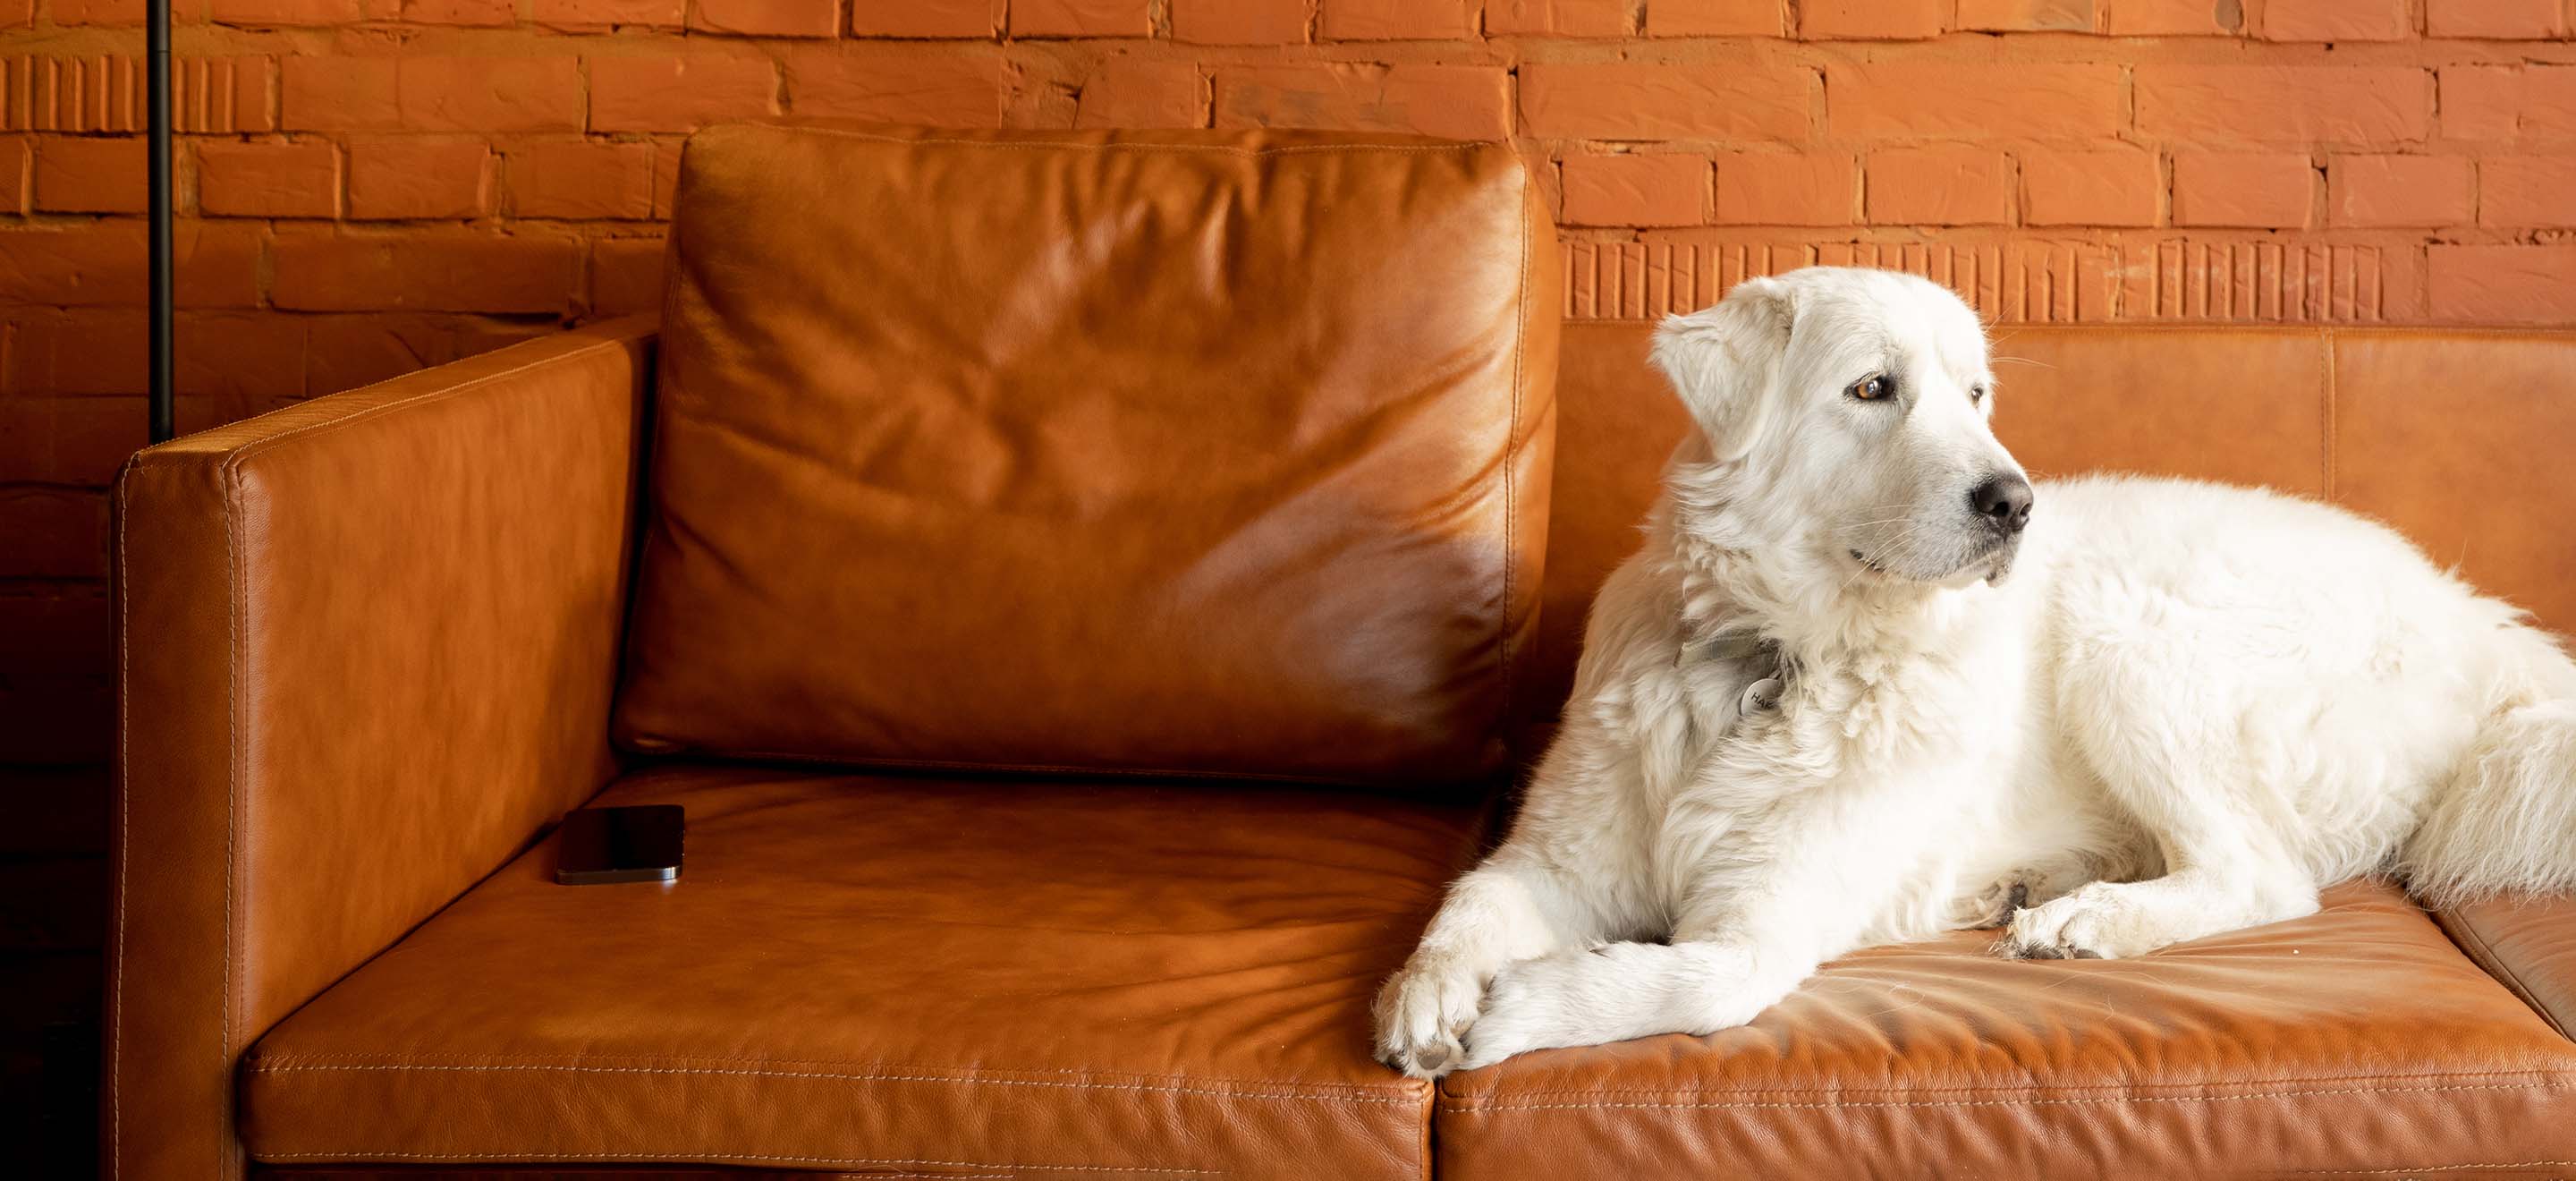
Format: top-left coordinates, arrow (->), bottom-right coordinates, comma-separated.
1376,266 -> 2576,1077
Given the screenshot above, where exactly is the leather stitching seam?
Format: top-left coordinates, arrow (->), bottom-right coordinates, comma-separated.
244,1060 -> 1419,1104
251,1151 -> 1218,1173
1440,1080 -> 2576,1114
223,446 -> 242,1181
250,1051 -> 1428,1096
1446,1067 -> 2576,1100
109,471 -> 130,1180
2295,1163 -> 2576,1176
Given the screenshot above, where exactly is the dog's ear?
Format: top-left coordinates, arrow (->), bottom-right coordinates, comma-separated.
1650,276 -> 1795,461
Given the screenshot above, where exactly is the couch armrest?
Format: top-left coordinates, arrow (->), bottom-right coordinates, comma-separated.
2439,896 -> 2576,1042
104,318 -> 657,1181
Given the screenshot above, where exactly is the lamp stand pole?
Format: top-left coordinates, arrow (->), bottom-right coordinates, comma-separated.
146,0 -> 174,444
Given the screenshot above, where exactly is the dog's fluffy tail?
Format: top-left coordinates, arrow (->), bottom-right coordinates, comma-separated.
2398,623 -> 2576,907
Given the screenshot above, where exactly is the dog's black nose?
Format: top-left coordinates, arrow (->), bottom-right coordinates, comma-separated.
1970,474 -> 2034,533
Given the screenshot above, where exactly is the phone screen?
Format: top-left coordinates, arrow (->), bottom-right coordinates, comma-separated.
555,804 -> 684,885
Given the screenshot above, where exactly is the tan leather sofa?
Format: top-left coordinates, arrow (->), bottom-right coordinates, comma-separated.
106,127 -> 2576,1179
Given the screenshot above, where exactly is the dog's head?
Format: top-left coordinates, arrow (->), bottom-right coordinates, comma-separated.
1651,267 -> 2030,590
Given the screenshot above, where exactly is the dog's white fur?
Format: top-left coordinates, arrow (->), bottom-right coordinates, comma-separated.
1376,266 -> 2576,1078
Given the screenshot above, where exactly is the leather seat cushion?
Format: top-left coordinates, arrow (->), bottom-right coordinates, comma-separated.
242,765 -> 1487,1180
1436,883 -> 2576,1177
617,124 -> 1559,787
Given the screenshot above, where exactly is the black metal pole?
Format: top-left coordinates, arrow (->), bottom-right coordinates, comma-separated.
146,0 -> 174,444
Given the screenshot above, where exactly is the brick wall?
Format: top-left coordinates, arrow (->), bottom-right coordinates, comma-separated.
3,0 -> 2576,1162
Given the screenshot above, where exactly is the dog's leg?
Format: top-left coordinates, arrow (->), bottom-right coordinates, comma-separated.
1456,890 -> 1828,1070
2000,769 -> 2318,959
1374,856 -> 1607,1078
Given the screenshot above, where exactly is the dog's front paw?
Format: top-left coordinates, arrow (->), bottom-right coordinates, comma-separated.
1454,958 -> 1549,1072
1998,882 -> 2148,960
1373,956 -> 1485,1079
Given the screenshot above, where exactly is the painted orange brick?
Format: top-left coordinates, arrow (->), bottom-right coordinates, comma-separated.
2259,0 -> 2407,41
1214,64 -> 1510,140
2136,67 -> 2432,146
2019,145 -> 2157,226
508,140 -> 655,219
691,0 -> 839,36
2430,245 -> 2576,324
51,0 -> 144,22
592,55 -> 779,132
2479,157 -> 2576,228
1801,0 -> 1942,39
1954,0 -> 2093,31
651,140 -> 682,215
2103,0 -> 2238,34
402,0 -> 512,25
0,221 -> 262,307
31,135 -> 142,214
272,228 -> 583,312
197,139 -> 340,217
0,137 -> 26,215
1714,153 -> 1856,225
1561,154 -> 1708,226
2524,68 -> 2576,139
1865,147 -> 2012,225
2440,66 -> 2522,140
533,0 -> 684,30
282,56 -> 581,132
1520,64 -> 1810,141
848,0 -> 996,35
347,138 -> 494,219
1827,64 -> 2121,140
211,0 -> 365,23
787,52 -> 1005,126
1171,0 -> 1309,42
1487,0 -> 1628,37
2172,151 -> 2315,228
1014,0 -> 1149,37
401,58 -> 585,132
2428,0 -> 2562,38
1647,0 -> 1779,34
1320,0 -> 1473,38
2329,155 -> 2471,227
590,236 -> 668,315
1078,62 -> 1207,128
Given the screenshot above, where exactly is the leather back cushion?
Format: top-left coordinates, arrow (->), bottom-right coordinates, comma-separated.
1530,321 -> 2576,718
617,124 -> 1558,787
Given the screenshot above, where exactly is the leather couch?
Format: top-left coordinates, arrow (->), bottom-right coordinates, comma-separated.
106,126 -> 2576,1179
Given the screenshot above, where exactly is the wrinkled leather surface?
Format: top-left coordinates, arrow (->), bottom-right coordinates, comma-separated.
242,764 -> 1486,1179
2443,895 -> 2576,1044
1530,322 -> 2576,709
1437,883 -> 2576,1177
107,319 -> 655,1181
616,124 -> 1560,788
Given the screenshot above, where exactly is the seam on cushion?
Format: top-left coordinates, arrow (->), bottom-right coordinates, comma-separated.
617,745 -> 1479,789
254,1151 -> 1219,1174
1441,1080 -> 2576,1114
223,452 -> 243,1181
1556,320 -> 2576,342
244,1059 -> 1419,1105
249,1052 -> 1428,1098
2295,1163 -> 2576,1176
2441,909 -> 2573,1042
1498,159 -> 1530,753
109,472 -> 130,1180
214,336 -> 634,483
124,331 -> 637,476
1443,1066 -> 2576,1101
741,124 -> 1482,157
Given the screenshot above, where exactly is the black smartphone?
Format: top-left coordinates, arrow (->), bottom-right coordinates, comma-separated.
555,805 -> 684,885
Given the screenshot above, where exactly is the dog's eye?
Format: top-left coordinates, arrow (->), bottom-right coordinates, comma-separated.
1970,384 -> 1988,404
1848,374 -> 1894,402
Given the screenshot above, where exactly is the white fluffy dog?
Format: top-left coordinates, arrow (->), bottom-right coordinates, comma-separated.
1376,266 -> 2576,1078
